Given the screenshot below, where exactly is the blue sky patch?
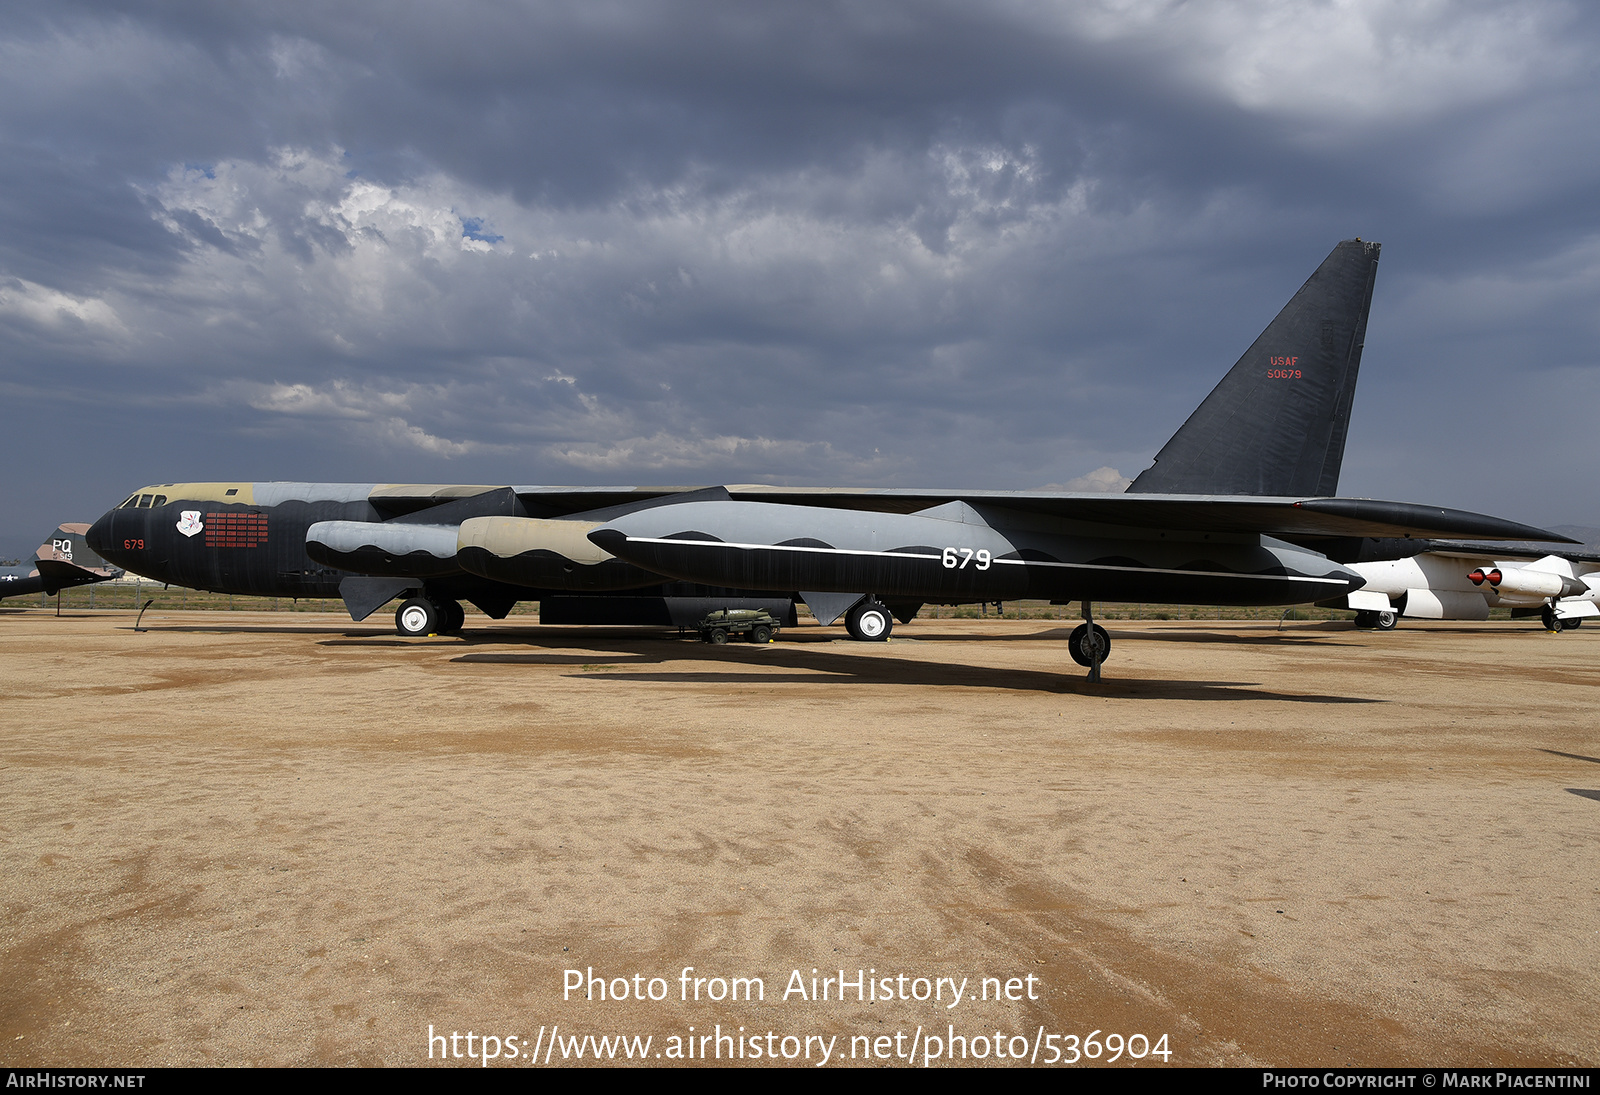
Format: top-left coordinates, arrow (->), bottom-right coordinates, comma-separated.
459,216 -> 503,244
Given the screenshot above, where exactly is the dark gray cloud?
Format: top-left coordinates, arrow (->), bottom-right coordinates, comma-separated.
3,0 -> 1598,539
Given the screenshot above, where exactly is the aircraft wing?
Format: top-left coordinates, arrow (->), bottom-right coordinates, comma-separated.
442,482 -> 1565,543
1382,538 -> 1600,564
705,488 -> 1574,542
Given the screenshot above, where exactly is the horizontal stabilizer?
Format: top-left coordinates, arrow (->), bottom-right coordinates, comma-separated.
34,558 -> 104,585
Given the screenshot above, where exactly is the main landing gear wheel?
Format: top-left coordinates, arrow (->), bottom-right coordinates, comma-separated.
395,597 -> 439,637
1353,610 -> 1376,629
438,599 -> 465,634
1373,610 -> 1398,631
845,600 -> 893,642
1542,605 -> 1561,632
1560,618 -> 1583,631
1068,623 -> 1111,668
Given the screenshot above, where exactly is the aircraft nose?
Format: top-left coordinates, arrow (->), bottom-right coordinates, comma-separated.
86,506 -> 145,568
86,509 -> 116,558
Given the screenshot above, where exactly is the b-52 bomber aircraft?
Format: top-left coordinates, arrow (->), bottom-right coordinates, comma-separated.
85,240 -> 1571,676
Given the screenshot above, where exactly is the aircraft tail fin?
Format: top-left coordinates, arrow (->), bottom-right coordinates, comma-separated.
1127,238 -> 1380,497
1,522 -> 122,599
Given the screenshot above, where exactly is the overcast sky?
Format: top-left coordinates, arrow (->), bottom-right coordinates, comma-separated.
3,0 -> 1598,554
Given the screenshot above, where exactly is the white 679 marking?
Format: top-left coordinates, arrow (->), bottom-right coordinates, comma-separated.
941,547 -> 992,570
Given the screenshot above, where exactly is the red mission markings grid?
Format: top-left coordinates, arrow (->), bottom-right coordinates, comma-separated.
203,512 -> 269,548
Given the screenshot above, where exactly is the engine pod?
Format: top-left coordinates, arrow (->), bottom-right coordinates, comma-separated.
456,516 -> 667,591
306,520 -> 463,577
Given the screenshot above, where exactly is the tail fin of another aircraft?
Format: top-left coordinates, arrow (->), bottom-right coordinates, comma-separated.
1127,238 -> 1381,497
0,522 -> 122,599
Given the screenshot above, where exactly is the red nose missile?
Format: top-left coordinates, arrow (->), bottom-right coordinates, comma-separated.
1468,568 -> 1502,587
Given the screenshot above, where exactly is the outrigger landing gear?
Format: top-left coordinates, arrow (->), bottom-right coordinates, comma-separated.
1069,600 -> 1111,682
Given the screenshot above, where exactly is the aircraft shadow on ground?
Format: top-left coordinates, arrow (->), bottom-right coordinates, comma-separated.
140,624 -> 377,636
83,618 -> 1379,699
1541,749 -> 1600,766
1101,627 -> 1353,648
1566,789 -> 1600,803
439,634 -> 1381,702
449,652 -> 660,667
867,624 -> 1349,646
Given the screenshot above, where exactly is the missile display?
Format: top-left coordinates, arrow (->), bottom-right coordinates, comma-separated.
1467,565 -> 1587,600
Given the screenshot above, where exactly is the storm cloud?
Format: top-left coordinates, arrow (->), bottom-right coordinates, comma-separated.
3,1 -> 1598,550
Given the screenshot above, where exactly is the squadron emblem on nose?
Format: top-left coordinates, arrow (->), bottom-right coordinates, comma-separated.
176,511 -> 204,538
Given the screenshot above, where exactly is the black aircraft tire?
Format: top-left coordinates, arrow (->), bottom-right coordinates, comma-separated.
1562,618 -> 1583,630
1542,606 -> 1559,631
710,628 -> 729,645
1352,610 -> 1376,629
1068,623 -> 1111,668
1374,610 -> 1398,631
436,599 -> 465,634
751,624 -> 772,644
846,602 -> 893,642
396,597 -> 439,637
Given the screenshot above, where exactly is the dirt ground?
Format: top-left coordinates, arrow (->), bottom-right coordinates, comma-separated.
1,606 -> 1596,1068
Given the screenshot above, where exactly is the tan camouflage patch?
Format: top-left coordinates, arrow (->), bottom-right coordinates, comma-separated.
130,482 -> 255,505
457,516 -> 614,564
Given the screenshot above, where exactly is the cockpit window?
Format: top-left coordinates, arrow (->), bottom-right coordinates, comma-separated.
138,494 -> 153,508
225,488 -> 238,496
152,495 -> 167,507
120,495 -> 140,509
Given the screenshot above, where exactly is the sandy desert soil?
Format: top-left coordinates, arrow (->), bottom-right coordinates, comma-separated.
1,607 -> 1596,1068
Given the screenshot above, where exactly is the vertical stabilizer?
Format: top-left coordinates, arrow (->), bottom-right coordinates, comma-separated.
1127,239 -> 1380,497
1,521 -> 122,599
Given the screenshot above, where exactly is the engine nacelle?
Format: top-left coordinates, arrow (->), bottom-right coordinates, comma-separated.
306,520 -> 462,577
456,516 -> 666,591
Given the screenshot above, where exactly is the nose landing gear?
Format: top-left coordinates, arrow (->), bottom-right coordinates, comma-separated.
1070,602 -> 1111,682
